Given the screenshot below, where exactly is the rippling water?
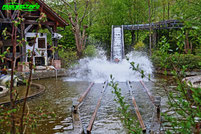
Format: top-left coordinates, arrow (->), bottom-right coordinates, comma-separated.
0,49 -> 173,133
0,75 -> 172,133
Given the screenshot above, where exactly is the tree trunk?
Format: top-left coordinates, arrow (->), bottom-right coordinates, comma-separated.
168,0 -> 170,19
185,30 -> 190,53
163,1 -> 165,21
148,0 -> 152,56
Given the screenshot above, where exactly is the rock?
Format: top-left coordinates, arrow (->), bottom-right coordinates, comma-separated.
46,66 -> 56,70
63,124 -> 73,130
183,75 -> 201,88
0,75 -> 21,87
53,125 -> 63,130
0,86 -> 9,98
35,66 -> 46,70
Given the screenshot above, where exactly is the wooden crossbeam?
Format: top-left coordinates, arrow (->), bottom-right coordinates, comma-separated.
24,24 -> 33,34
0,10 -> 5,19
11,10 -> 19,20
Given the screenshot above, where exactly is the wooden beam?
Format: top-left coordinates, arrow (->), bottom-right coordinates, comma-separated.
24,20 -> 55,26
78,82 -> 94,104
0,10 -> 5,19
11,10 -> 19,20
132,96 -> 146,132
87,96 -> 102,133
45,25 -> 53,34
87,81 -> 108,133
127,81 -> 146,132
0,18 -> 12,23
24,24 -> 33,34
140,80 -> 155,103
20,22 -> 26,62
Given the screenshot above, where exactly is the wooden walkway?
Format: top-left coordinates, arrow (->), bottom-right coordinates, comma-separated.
121,20 -> 183,31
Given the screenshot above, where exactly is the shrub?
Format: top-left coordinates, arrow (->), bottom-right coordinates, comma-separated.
133,41 -> 146,51
195,48 -> 201,56
83,45 -> 97,57
59,48 -> 78,68
151,51 -> 201,70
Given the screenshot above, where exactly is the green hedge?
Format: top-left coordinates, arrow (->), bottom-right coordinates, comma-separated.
151,51 -> 201,70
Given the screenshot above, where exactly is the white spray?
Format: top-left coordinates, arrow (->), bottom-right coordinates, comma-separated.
64,49 -> 153,83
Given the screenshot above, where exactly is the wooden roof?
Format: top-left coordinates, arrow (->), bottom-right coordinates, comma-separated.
27,0 -> 68,27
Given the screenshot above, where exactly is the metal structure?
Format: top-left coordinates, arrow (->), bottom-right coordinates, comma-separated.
123,20 -> 183,31
110,25 -> 125,62
110,20 -> 183,62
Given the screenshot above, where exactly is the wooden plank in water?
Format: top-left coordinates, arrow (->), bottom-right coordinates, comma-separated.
127,81 -> 146,132
86,81 -> 108,133
132,96 -> 146,132
140,80 -> 155,103
78,82 -> 94,103
87,96 -> 102,133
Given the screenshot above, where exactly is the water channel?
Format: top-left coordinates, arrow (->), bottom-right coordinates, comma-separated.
0,51 -> 174,133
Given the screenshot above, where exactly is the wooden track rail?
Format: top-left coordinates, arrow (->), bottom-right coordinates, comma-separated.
78,82 -> 94,104
127,81 -> 146,132
86,81 -> 108,134
140,80 -> 155,104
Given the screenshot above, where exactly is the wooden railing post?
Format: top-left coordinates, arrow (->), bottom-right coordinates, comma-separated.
154,96 -> 161,121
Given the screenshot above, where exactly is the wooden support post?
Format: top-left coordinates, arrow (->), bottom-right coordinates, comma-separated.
0,10 -> 5,19
20,22 -> 26,62
72,98 -> 79,114
154,96 -> 161,121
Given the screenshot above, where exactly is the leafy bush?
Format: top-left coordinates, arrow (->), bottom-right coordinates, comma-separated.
83,45 -> 97,57
59,48 -> 78,68
152,51 -> 201,70
195,48 -> 201,56
133,41 -> 146,51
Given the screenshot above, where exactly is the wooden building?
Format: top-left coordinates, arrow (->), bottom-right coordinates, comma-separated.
0,0 -> 68,70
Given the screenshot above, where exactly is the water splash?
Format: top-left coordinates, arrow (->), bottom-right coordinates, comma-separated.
64,50 -> 153,83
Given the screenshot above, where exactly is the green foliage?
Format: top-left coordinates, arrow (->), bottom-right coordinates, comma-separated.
0,102 -> 56,133
162,70 -> 201,134
133,41 -> 145,51
58,27 -> 76,51
152,52 -> 201,70
109,75 -> 142,134
83,45 -> 97,57
195,48 -> 201,56
58,48 -> 78,68
158,36 -> 171,53
129,59 -> 201,133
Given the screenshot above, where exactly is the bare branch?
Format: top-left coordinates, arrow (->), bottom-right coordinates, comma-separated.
74,0 -> 77,11
53,6 -> 69,18
68,14 -> 76,27
79,0 -> 89,26
60,0 -> 76,13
